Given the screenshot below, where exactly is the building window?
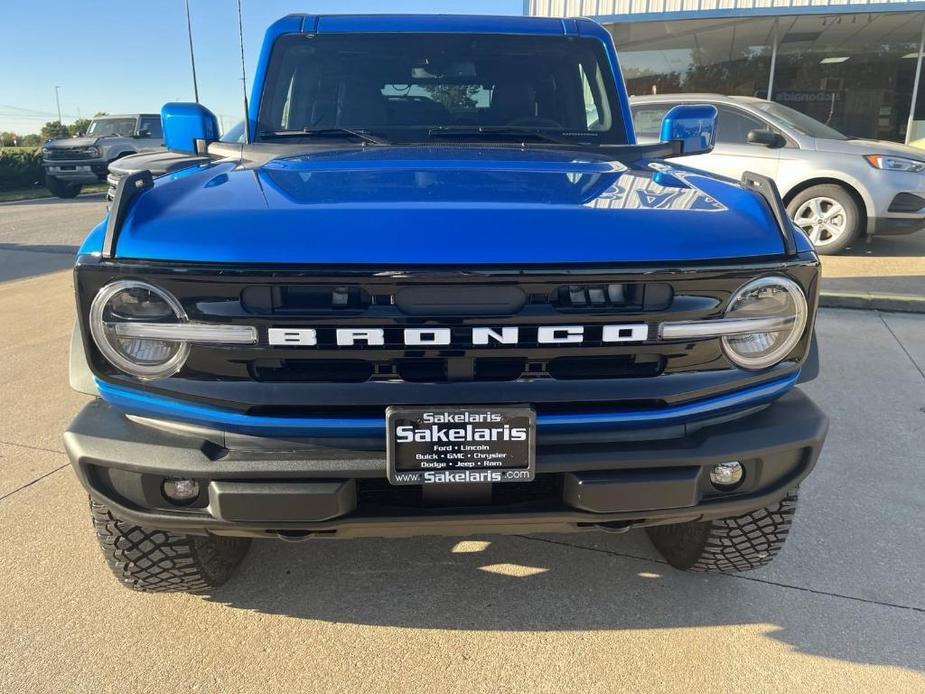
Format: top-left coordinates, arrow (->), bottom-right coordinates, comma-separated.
611,17 -> 776,99
772,13 -> 923,142
608,11 -> 925,144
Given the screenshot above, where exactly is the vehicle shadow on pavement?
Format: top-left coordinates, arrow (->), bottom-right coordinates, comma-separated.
0,193 -> 106,208
207,530 -> 925,672
0,243 -> 78,283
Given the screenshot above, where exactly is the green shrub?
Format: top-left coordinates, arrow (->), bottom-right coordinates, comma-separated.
0,148 -> 43,190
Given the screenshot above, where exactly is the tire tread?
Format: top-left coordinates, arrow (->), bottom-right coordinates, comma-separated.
89,498 -> 250,593
646,491 -> 799,573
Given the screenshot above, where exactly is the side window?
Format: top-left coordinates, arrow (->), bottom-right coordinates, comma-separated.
631,105 -> 673,138
138,116 -> 163,138
716,107 -> 769,145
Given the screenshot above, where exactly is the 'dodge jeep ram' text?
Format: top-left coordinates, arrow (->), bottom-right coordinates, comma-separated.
64,14 -> 828,593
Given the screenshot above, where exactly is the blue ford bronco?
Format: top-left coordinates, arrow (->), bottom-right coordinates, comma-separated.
64,14 -> 828,593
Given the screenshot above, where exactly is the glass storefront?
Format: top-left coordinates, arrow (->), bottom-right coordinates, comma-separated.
610,11 -> 925,143
612,17 -> 776,99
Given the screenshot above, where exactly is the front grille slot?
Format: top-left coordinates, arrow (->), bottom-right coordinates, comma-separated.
547,355 -> 664,380
242,285 -> 372,314
396,358 -> 447,383
474,357 -> 527,381
395,285 -> 526,316
250,359 -> 374,383
551,282 -> 672,312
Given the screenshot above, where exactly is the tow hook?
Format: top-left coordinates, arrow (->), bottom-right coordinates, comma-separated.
274,531 -> 317,543
585,521 -> 634,534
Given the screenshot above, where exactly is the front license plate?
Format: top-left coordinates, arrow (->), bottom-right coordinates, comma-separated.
386,405 -> 535,486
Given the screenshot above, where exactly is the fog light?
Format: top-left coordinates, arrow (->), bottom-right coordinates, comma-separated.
162,478 -> 199,503
710,462 -> 743,489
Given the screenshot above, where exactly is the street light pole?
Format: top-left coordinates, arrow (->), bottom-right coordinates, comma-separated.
54,85 -> 62,124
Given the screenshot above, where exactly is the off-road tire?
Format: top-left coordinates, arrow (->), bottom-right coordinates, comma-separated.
89,498 -> 251,593
646,490 -> 799,573
44,174 -> 82,199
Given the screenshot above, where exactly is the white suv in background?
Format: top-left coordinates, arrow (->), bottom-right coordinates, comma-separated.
631,94 -> 925,254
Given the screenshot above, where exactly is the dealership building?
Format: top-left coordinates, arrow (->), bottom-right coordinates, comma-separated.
527,0 -> 925,145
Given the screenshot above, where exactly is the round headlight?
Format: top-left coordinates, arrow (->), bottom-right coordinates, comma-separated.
86,146 -> 101,157
89,280 -> 190,380
722,276 -> 808,370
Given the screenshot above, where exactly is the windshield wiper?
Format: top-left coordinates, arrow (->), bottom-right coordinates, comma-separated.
258,128 -> 388,145
426,126 -> 582,147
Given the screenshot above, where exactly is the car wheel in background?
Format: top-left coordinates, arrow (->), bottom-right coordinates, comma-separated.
787,184 -> 860,255
44,174 -> 82,199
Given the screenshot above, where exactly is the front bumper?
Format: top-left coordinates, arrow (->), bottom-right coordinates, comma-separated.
44,161 -> 108,182
64,389 -> 828,539
867,192 -> 925,236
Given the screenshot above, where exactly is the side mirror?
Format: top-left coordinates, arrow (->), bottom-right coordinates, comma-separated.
659,104 -> 717,156
747,129 -> 786,148
161,102 -> 219,154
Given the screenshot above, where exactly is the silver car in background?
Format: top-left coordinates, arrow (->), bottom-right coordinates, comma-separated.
631,94 -> 925,254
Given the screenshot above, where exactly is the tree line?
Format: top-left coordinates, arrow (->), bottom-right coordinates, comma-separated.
0,113 -> 108,147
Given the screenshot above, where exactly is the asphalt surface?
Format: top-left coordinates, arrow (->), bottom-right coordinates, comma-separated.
1,197 -> 924,693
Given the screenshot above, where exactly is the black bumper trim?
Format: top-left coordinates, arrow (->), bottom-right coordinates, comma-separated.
64,389 -> 828,537
210,480 -> 356,523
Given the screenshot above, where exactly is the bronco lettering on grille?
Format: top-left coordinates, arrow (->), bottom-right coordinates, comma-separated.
266,325 -> 650,347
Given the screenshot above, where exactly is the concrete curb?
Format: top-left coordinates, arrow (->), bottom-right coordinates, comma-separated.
820,290 -> 925,314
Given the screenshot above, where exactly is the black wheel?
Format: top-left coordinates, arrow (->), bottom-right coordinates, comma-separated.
89,498 -> 251,593
787,184 -> 860,254
44,174 -> 82,199
646,490 -> 799,573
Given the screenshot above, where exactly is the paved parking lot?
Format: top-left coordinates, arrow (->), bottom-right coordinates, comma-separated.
1,197 -> 924,693
825,233 -> 925,297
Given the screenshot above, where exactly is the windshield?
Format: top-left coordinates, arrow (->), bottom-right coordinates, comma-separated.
257,33 -> 626,145
751,102 -> 847,140
86,118 -> 137,137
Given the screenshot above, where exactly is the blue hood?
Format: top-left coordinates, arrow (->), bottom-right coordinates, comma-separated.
101,147 -> 788,264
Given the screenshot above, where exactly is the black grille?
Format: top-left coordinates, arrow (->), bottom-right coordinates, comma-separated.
45,147 -> 97,161
244,354 -> 662,383
75,260 -> 819,409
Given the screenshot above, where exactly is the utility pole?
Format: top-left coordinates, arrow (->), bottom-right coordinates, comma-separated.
186,0 -> 200,102
54,85 -> 62,124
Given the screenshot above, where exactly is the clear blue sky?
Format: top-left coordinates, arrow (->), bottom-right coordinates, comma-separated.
1,0 -> 525,135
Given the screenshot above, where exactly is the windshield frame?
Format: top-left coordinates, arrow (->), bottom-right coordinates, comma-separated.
255,32 -> 629,148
